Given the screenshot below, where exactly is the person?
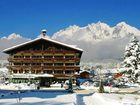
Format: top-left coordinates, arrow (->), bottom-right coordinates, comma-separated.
36,81 -> 40,90
27,81 -> 30,86
61,82 -> 64,88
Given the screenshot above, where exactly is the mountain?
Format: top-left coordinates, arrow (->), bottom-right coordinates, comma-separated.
1,22 -> 140,63
52,21 -> 140,62
52,22 -> 140,42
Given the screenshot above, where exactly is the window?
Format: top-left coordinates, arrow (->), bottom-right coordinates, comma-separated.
14,63 -> 22,65
44,56 -> 53,58
54,63 -> 63,66
31,70 -> 35,74
14,56 -> 24,58
13,70 -> 17,73
54,70 -> 63,74
36,70 -> 41,74
44,63 -> 53,66
19,70 -> 23,73
25,70 -> 29,73
65,63 -> 74,66
24,63 -> 30,66
65,70 -> 74,74
32,56 -> 42,58
43,70 -> 52,74
25,56 -> 30,58
32,63 -> 41,66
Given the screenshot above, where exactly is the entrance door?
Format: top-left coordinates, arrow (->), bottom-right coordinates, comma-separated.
40,77 -> 51,87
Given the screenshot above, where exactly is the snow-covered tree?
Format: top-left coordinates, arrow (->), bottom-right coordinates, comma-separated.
123,36 -> 140,83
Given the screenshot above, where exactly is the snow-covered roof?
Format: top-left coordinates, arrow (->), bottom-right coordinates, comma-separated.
3,37 -> 83,53
34,74 -> 53,78
9,73 -> 53,79
80,70 -> 90,74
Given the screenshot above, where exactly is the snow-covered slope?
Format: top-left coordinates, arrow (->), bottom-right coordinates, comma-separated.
112,22 -> 140,38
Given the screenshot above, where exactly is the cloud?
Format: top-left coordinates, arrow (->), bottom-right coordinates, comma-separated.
0,34 -> 30,59
1,33 -> 23,40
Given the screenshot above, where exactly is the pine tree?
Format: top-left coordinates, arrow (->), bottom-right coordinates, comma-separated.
68,77 -> 73,93
98,79 -> 104,93
123,36 -> 140,83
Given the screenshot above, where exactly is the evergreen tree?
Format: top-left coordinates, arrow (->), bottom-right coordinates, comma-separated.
123,36 -> 140,83
98,79 -> 104,93
68,77 -> 73,93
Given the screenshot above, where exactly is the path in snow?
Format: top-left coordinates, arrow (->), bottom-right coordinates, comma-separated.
75,90 -> 94,105
76,93 -> 94,105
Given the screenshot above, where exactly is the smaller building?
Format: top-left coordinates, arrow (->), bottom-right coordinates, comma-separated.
79,70 -> 90,79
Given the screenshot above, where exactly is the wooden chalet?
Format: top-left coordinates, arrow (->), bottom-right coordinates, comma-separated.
3,30 -> 83,86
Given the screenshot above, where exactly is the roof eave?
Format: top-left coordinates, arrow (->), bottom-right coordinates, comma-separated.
3,37 -> 83,53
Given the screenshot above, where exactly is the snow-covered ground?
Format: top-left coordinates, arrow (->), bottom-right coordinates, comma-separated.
1,87 -> 140,105
0,83 -> 36,90
0,91 -> 77,105
91,93 -> 140,105
1,83 -> 140,105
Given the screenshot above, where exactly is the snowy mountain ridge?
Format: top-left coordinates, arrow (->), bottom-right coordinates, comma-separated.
52,21 -> 140,42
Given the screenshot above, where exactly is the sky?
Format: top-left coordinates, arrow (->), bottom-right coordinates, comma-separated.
0,0 -> 140,39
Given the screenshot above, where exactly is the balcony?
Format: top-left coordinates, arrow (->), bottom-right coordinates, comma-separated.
31,58 -> 43,62
43,66 -> 54,70
43,59 -> 54,63
10,65 -> 22,70
65,66 -> 80,70
54,58 -> 64,61
53,74 -> 66,78
54,66 -> 64,70
31,66 -> 42,70
65,66 -> 75,70
75,58 -> 80,61
22,58 -> 32,62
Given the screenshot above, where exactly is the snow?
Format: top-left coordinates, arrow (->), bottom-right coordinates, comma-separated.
0,91 -> 77,105
6,73 -> 54,79
1,91 -> 140,105
122,36 -> 140,83
0,67 -> 8,73
34,74 -> 53,78
52,21 -> 140,43
91,93 -> 140,105
3,37 -> 83,53
1,83 -> 140,105
0,83 -> 36,90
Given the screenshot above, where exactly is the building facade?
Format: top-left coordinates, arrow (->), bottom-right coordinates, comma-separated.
3,34 -> 83,85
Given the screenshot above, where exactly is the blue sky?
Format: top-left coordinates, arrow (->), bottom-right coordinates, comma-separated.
0,0 -> 140,38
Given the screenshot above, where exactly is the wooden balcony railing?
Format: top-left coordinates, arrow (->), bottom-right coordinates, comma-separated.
43,66 -> 54,70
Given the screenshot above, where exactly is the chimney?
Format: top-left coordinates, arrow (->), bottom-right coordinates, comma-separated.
41,29 -> 47,37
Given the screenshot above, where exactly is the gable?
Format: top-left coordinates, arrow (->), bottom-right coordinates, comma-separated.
3,37 -> 83,54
